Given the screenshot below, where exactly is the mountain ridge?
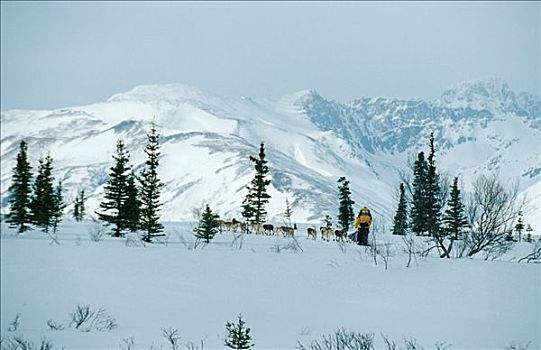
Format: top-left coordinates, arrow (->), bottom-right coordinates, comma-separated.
1,78 -> 539,229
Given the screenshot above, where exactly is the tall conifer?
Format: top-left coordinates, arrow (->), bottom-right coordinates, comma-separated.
97,139 -> 131,237
337,176 -> 355,230
6,141 -> 34,233
73,189 -> 86,222
425,133 -> 442,237
442,177 -> 468,241
242,142 -> 271,226
139,121 -> 164,242
30,154 -> 56,233
123,172 -> 141,232
51,181 -> 65,233
410,151 -> 428,235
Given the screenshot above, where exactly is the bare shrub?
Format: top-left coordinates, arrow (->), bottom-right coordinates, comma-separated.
434,342 -> 451,350
380,333 -> 397,350
88,223 -> 106,242
69,305 -> 92,329
1,335 -> 54,350
518,239 -> 541,263
403,338 -> 422,350
176,231 -> 201,250
296,328 -> 374,350
87,308 -> 118,331
185,340 -> 204,350
47,231 -> 60,246
162,328 -> 181,350
402,233 -> 417,268
119,337 -> 135,350
125,232 -> 145,247
230,231 -> 245,250
154,233 -> 169,246
8,314 -> 20,332
46,320 -> 64,331
378,240 -> 395,270
505,343 -> 531,350
270,237 -> 302,253
69,305 -> 118,332
465,175 -> 524,260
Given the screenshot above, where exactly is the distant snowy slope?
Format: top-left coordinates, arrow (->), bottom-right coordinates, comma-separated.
1,79 -> 539,228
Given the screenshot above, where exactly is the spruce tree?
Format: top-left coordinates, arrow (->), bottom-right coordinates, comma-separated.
442,177 -> 468,240
337,176 -> 355,230
51,181 -> 65,233
225,315 -> 254,350
6,140 -> 34,233
241,196 -> 256,232
30,154 -> 56,233
194,205 -> 220,243
514,212 -> 525,242
97,139 -> 131,237
410,151 -> 428,235
139,121 -> 164,242
242,142 -> 271,226
73,196 -> 80,221
123,172 -> 141,232
392,183 -> 408,236
425,132 -> 442,237
73,189 -> 86,222
284,196 -> 293,228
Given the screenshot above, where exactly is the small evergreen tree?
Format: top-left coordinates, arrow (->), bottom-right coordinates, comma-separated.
284,196 -> 293,228
242,142 -> 271,226
123,172 -> 141,232
29,154 -> 56,233
139,121 -> 164,242
392,183 -> 408,236
514,211 -> 525,242
51,181 -> 65,233
73,196 -> 80,221
442,177 -> 468,240
410,151 -> 428,235
6,140 -> 34,233
194,205 -> 220,243
337,176 -> 355,230
73,189 -> 86,222
97,139 -> 131,237
225,314 -> 254,350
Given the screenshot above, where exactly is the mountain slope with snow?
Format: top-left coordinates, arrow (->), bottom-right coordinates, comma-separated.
1,78 -> 540,229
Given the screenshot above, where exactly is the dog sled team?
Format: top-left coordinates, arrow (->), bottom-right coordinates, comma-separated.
217,218 -> 296,237
218,206 -> 373,246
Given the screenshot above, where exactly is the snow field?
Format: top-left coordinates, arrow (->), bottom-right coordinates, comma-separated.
1,222 -> 539,349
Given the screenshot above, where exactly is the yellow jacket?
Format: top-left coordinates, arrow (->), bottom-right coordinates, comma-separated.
355,208 -> 372,228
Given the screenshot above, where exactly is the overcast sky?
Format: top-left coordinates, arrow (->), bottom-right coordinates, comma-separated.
1,1 -> 539,110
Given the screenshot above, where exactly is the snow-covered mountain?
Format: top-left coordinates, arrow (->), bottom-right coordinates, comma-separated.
1,78 -> 540,229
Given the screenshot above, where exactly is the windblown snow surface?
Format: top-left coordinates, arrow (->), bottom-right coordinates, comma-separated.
0,223 -> 539,349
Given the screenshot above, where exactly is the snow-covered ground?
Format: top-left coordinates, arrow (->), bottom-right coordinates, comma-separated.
1,222 -> 539,349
